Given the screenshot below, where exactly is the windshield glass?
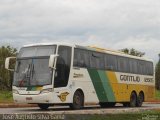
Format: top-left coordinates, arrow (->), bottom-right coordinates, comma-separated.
13,45 -> 56,87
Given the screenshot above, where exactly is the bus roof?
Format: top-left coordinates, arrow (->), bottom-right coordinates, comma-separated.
23,42 -> 153,62
23,42 -> 74,47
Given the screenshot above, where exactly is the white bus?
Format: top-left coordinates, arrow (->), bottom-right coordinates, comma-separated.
5,43 -> 155,110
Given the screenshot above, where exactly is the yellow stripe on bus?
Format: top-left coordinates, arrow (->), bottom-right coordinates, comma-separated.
36,87 -> 43,91
106,71 -> 155,102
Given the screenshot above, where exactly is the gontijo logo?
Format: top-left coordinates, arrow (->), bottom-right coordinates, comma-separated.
120,75 -> 140,82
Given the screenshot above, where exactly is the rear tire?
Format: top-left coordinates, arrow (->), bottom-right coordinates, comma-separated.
70,90 -> 84,110
100,102 -> 116,108
38,104 -> 50,110
136,92 -> 144,107
129,92 -> 137,107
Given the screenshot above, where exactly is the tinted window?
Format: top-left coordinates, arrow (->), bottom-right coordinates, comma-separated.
129,59 -> 138,74
138,60 -> 146,75
74,49 -> 89,68
105,54 -> 117,71
90,52 -> 105,69
117,56 -> 129,72
74,48 -> 154,76
145,61 -> 153,75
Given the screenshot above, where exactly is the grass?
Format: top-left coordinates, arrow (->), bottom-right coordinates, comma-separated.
2,110 -> 158,120
0,90 -> 13,103
61,110 -> 160,120
155,89 -> 160,100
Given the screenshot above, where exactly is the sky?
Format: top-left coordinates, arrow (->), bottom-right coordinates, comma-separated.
0,0 -> 160,64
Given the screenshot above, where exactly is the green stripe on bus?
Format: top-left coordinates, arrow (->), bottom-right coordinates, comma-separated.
97,71 -> 115,102
88,69 -> 108,102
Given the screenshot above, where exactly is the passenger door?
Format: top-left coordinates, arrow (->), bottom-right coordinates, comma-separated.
54,46 -> 71,88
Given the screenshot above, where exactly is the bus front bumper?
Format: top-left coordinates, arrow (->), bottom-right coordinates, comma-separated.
13,92 -> 54,104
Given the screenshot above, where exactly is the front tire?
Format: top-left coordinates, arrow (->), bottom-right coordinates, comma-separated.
70,90 -> 84,110
38,104 -> 50,110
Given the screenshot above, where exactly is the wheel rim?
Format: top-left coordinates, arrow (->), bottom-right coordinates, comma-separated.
73,92 -> 83,108
74,95 -> 81,105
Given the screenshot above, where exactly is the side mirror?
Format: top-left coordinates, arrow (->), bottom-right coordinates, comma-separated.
5,57 -> 16,71
49,54 -> 59,69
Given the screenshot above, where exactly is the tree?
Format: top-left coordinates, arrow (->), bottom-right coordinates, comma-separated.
0,46 -> 17,90
155,54 -> 160,90
120,48 -> 145,57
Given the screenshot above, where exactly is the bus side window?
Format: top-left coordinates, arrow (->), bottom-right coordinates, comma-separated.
90,52 -> 105,69
105,54 -> 117,71
74,49 -> 89,68
117,56 -> 129,73
148,62 -> 154,75
138,60 -> 145,75
129,59 -> 138,74
143,61 -> 153,75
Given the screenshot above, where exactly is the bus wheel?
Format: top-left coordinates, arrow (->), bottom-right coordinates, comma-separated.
70,90 -> 84,110
38,104 -> 50,110
137,92 -> 144,107
130,92 -> 137,107
100,102 -> 116,108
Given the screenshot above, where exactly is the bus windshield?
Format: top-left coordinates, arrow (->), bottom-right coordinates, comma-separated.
13,45 -> 56,87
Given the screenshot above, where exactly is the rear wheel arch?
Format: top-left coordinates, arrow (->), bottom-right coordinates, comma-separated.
132,91 -> 137,97
70,88 -> 85,109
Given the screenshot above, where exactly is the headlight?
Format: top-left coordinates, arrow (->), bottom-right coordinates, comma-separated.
12,89 -> 19,94
40,88 -> 53,94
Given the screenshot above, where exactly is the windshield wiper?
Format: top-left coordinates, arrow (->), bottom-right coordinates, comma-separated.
19,64 -> 31,87
26,64 -> 31,78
